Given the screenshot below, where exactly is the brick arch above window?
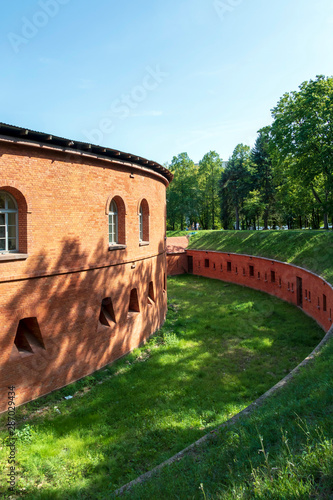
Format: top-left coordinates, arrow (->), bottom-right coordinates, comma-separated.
136,197 -> 150,216
105,192 -> 128,215
0,183 -> 31,212
0,186 -> 29,255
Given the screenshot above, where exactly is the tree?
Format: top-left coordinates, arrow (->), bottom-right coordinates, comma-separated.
166,153 -> 196,230
251,127 -> 275,230
197,151 -> 223,229
270,75 -> 333,229
220,144 -> 251,230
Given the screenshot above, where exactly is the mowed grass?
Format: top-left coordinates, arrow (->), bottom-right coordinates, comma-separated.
0,275 -> 324,499
128,336 -> 333,500
167,230 -> 333,284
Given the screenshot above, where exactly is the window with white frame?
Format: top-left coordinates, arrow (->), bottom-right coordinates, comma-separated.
109,199 -> 118,245
139,203 -> 143,241
0,191 -> 18,253
139,199 -> 149,243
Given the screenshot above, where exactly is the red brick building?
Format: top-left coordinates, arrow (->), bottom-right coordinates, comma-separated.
0,123 -> 172,412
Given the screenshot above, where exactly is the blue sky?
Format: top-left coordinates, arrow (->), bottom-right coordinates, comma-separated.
1,0 -> 333,165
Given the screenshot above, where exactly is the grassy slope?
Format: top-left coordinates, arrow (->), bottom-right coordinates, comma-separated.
167,230 -> 333,285
128,337 -> 333,499
0,276 -> 324,499
123,230 -> 333,499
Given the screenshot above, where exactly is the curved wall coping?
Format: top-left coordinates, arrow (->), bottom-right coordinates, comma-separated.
0,136 -> 170,187
188,249 -> 333,290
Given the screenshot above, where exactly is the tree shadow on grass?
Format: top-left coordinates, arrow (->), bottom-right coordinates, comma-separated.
3,275 -> 326,499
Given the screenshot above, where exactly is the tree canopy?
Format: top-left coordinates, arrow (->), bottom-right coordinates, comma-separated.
270,75 -> 333,229
166,75 -> 333,231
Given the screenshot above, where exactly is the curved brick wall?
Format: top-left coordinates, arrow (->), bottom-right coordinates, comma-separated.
169,250 -> 332,332
0,137 -> 169,413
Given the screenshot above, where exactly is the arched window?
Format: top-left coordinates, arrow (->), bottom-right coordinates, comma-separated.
139,199 -> 149,243
139,204 -> 143,242
0,191 -> 18,253
109,199 -> 118,245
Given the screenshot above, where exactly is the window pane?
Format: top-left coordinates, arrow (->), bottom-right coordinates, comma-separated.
0,239 -> 5,250
0,194 -> 5,209
8,213 -> 16,225
110,200 -> 117,213
8,239 -> 16,250
0,214 -> 4,225
8,226 -> 16,238
0,227 -> 5,238
7,196 -> 16,210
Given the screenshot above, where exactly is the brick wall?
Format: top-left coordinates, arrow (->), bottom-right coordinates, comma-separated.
0,141 -> 168,412
166,236 -> 189,275
167,253 -> 188,275
186,250 -> 333,332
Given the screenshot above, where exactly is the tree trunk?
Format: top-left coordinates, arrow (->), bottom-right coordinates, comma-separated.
212,203 -> 215,230
263,207 -> 268,230
235,206 -> 240,230
324,212 -> 329,230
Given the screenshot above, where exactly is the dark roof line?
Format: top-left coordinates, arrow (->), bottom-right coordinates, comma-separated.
0,122 -> 173,183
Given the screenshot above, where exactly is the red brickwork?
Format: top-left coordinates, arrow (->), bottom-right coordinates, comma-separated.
185,250 -> 333,332
0,140 -> 169,412
166,236 -> 189,275
167,253 -> 189,275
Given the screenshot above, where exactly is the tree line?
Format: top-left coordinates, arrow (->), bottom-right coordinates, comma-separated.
166,75 -> 333,231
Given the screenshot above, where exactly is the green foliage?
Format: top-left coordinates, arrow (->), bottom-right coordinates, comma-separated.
167,153 -> 197,230
270,75 -> 333,229
197,151 -> 223,229
220,144 -> 251,230
250,126 -> 275,229
166,151 -> 223,231
166,76 -> 333,231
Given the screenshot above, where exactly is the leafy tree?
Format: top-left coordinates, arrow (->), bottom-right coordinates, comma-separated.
242,190 -> 265,229
197,151 -> 223,229
166,153 -> 196,230
270,75 -> 333,229
251,127 -> 275,230
220,144 -> 251,230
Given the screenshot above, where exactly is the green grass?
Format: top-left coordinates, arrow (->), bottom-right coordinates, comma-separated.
0,275 -> 324,499
126,333 -> 333,500
167,229 -> 333,284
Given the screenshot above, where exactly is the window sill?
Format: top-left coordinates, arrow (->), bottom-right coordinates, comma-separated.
0,253 -> 28,262
139,241 -> 149,247
108,244 -> 127,251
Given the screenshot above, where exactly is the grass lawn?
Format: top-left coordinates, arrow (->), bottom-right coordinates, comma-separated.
167,230 -> 333,285
0,275 -> 324,499
128,335 -> 333,499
